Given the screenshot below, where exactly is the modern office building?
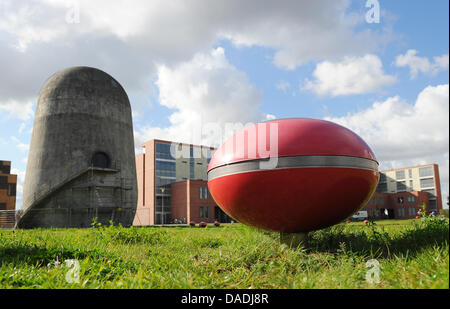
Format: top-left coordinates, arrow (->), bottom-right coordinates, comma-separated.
133,139 -> 232,225
0,160 -> 17,228
361,163 -> 442,219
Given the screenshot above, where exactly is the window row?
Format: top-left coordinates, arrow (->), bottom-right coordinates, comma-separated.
367,197 -> 385,205
397,207 -> 417,217
420,177 -> 434,189
394,169 -> 414,180
419,166 -> 433,178
155,160 -> 176,178
397,196 -> 417,204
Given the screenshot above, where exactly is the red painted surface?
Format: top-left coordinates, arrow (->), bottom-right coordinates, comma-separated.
208,118 -> 377,171
207,118 -> 379,233
208,167 -> 379,232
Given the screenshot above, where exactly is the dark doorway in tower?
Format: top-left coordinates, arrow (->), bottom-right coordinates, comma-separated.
92,152 -> 110,168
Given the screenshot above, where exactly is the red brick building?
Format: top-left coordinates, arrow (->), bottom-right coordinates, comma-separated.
171,179 -> 232,224
362,191 -> 430,219
0,160 -> 17,228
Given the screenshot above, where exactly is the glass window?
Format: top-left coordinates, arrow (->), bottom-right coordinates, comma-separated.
376,182 -> 387,193
0,163 -> 10,174
396,170 -> 406,180
379,173 -> 386,183
429,200 -> 437,210
409,180 -> 413,189
155,142 -> 175,160
200,206 -> 209,218
199,187 -> 208,199
155,213 -> 162,225
397,197 -> 404,204
420,178 -> 434,188
189,147 -> 195,179
0,176 -> 7,190
155,160 -> 176,187
407,196 -> 416,203
397,208 -> 405,217
7,183 -> 16,196
419,166 -> 433,178
396,181 -> 407,192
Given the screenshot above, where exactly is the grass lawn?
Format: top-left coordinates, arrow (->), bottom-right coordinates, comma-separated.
0,217 -> 448,289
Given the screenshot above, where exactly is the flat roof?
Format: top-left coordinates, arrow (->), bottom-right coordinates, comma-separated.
141,138 -> 216,150
380,163 -> 437,173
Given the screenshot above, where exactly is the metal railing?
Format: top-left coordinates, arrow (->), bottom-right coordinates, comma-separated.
23,159 -> 122,208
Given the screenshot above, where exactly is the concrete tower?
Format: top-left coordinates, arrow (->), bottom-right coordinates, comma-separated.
18,66 -> 137,228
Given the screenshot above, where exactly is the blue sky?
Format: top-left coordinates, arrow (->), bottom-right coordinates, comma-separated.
0,0 -> 448,209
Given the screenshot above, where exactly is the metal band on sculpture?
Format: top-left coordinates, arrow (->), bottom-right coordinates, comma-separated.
207,155 -> 379,181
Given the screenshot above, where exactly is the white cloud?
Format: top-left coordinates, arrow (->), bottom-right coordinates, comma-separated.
265,114 -> 276,121
11,167 -> 25,210
276,81 -> 291,93
434,54 -> 449,70
18,122 -> 26,134
395,49 -> 449,79
325,84 -> 449,206
0,0 -> 390,112
11,136 -> 30,152
0,99 -> 34,120
303,54 -> 396,96
134,47 -> 267,151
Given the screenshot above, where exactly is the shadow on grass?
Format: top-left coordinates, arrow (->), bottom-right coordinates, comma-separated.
0,244 -> 103,267
304,218 -> 449,258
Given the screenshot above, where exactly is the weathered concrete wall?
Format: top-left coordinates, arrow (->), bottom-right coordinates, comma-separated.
19,66 -> 137,228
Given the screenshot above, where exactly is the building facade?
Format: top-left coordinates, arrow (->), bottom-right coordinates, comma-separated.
375,164 -> 442,212
133,139 -> 231,225
0,160 -> 17,228
363,191 -> 430,220
171,179 -> 232,224
361,163 -> 442,219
